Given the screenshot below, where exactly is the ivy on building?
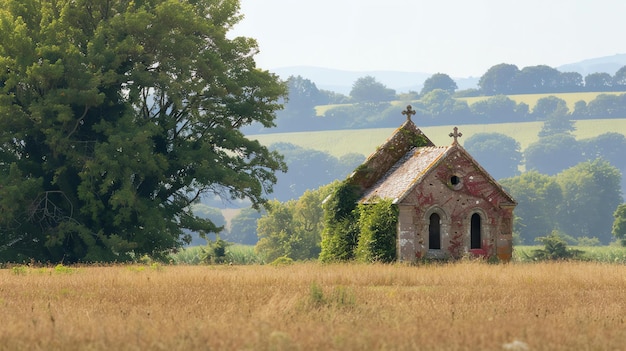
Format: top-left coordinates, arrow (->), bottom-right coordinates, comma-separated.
320,121 -> 430,263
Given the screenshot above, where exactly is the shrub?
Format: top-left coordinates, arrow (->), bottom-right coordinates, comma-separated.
532,231 -> 583,260
269,256 -> 294,266
201,236 -> 231,264
577,236 -> 601,247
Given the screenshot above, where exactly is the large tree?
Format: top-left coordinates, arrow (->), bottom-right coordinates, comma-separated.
268,143 -> 363,201
478,63 -> 519,95
0,0 -> 287,262
500,171 -> 563,243
463,133 -> 522,180
535,97 -> 575,137
256,183 -> 335,261
469,95 -> 524,123
515,65 -> 561,93
349,76 -> 396,103
525,134 -> 582,175
556,160 -> 623,244
580,132 -> 626,170
272,75 -> 325,132
228,207 -> 264,246
585,72 -> 613,91
420,73 -> 457,96
613,66 -> 626,90
559,71 -> 584,92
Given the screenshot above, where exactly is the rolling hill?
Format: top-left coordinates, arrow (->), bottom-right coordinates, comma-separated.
250,118 -> 626,158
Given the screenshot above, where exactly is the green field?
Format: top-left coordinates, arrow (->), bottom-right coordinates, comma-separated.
513,245 -> 626,263
169,244 -> 626,265
250,118 -> 626,158
459,91 -> 626,112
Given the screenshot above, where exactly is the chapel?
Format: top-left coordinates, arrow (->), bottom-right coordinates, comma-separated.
347,105 -> 516,261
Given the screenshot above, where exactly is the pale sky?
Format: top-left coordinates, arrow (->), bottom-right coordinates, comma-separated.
231,0 -> 626,78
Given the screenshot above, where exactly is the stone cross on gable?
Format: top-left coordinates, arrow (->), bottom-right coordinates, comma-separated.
449,126 -> 462,144
402,105 -> 416,122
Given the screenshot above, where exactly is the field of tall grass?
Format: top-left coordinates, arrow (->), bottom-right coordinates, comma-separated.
2,261 -> 625,350
250,118 -> 626,158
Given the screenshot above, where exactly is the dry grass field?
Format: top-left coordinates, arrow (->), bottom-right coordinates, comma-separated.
2,262 -> 626,351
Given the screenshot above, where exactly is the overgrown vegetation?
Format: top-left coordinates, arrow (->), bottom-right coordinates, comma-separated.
319,182 -> 361,262
200,236 -> 231,264
319,122 -> 434,263
355,199 -> 399,263
530,231 -> 583,260
319,187 -> 402,263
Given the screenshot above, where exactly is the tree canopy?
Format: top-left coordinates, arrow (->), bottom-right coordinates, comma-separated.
228,207 -> 264,245
525,134 -> 583,175
268,143 -> 364,201
556,160 -> 623,244
420,73 -> 457,95
463,132 -> 522,179
255,183 -> 336,261
500,171 -> 563,243
478,63 -> 520,95
349,76 -> 396,103
0,0 -> 286,263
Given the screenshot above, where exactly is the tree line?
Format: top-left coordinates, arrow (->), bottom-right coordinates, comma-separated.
477,64 -> 626,95
244,60 -> 626,134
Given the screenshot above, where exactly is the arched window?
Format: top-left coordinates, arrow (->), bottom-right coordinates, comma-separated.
471,213 -> 481,249
429,213 -> 441,250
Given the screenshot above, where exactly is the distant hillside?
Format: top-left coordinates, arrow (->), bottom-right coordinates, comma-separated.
558,54 -> 626,76
269,54 -> 626,95
250,119 -> 626,158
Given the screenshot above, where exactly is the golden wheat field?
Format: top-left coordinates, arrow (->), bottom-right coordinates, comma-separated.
1,262 -> 626,351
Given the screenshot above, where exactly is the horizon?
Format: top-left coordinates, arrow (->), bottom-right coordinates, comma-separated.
263,53 -> 626,77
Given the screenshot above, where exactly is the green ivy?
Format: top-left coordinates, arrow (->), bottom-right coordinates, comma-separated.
356,199 -> 399,263
398,126 -> 431,148
320,183 -> 400,263
319,124 -> 429,263
319,181 -> 361,262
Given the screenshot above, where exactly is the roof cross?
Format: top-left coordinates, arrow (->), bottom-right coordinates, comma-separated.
449,126 -> 462,144
401,105 -> 416,121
